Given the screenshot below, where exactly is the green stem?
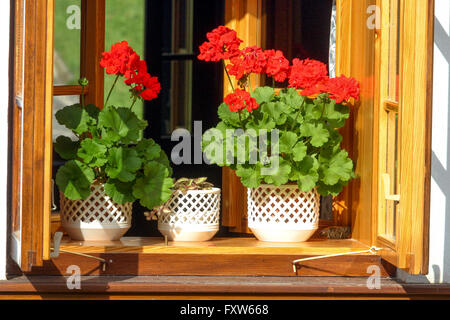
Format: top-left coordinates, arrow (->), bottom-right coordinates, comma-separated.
272,77 -> 275,89
104,74 -> 120,108
291,99 -> 306,131
223,60 -> 235,92
130,97 -> 138,111
81,85 -> 85,108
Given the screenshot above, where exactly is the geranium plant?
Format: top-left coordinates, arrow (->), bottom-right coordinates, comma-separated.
54,41 -> 173,209
199,26 -> 359,196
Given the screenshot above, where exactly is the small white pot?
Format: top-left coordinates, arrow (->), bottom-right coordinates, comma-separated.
60,183 -> 132,241
158,188 -> 221,241
247,184 -> 320,242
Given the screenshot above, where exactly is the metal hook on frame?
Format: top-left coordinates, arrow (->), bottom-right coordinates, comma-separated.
50,232 -> 108,272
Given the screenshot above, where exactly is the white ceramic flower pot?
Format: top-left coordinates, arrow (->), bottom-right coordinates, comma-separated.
60,183 -> 132,241
158,188 -> 221,241
247,184 -> 320,242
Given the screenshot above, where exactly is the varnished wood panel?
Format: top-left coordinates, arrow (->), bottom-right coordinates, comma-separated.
12,0 -> 55,271
21,252 -> 393,277
53,85 -> 89,96
397,0 -> 433,274
2,276 -> 450,299
80,0 -> 105,108
336,0 -> 376,245
5,237 -> 394,277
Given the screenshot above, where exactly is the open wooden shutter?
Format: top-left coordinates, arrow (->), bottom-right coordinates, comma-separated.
11,0 -> 54,271
337,0 -> 433,275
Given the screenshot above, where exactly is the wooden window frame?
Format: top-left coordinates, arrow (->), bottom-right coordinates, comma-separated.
8,0 -> 433,277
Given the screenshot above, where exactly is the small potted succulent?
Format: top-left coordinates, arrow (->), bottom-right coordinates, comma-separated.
199,26 -> 359,242
55,41 -> 173,241
147,177 -> 221,242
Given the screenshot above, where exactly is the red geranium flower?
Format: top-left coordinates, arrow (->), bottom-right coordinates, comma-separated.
100,41 -> 140,77
198,26 -> 243,62
288,58 -> 329,96
224,89 -> 259,113
125,60 -> 161,101
324,75 -> 360,103
226,46 -> 267,80
264,49 -> 290,82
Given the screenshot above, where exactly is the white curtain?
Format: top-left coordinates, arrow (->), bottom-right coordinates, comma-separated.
329,0 -> 337,78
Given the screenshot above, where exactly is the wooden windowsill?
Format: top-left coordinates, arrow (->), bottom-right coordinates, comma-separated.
6,237 -> 396,278
59,237 -> 372,255
1,275 -> 450,299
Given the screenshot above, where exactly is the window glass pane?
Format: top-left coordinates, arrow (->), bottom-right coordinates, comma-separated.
54,0 -> 81,85
263,0 -> 332,64
160,60 -> 193,136
53,95 -> 80,142
104,0 -> 146,120
384,110 -> 399,240
160,0 -> 194,136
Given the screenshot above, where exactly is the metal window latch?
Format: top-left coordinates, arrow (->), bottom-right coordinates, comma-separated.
382,173 -> 400,201
50,232 -> 109,272
51,179 -> 58,211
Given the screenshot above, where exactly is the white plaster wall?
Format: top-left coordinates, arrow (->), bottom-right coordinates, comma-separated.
399,0 -> 450,284
0,1 -> 10,280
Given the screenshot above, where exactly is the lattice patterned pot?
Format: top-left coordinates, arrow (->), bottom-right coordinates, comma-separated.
60,183 -> 133,241
247,184 -> 320,242
158,188 -> 221,241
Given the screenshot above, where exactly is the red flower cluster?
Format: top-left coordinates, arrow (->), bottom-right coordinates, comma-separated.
288,58 -> 329,96
100,41 -> 140,78
125,60 -> 161,101
265,49 -> 290,83
198,26 -> 243,62
198,26 -> 360,104
224,89 -> 259,113
100,41 -> 161,101
324,76 -> 360,103
227,46 -> 268,80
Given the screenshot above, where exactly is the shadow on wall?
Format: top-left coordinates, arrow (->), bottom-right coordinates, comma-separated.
425,9 -> 450,283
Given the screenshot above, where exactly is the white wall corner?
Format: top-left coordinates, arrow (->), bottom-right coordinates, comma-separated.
400,0 -> 450,284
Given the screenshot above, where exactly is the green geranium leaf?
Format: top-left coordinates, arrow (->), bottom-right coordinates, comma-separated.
251,86 -> 275,105
218,103 -> 242,127
262,101 -> 288,125
245,108 -> 276,132
153,149 -> 173,176
279,87 -> 305,109
77,138 -> 108,167
202,126 -> 228,166
236,164 -> 262,188
104,179 -> 136,204
278,131 -> 298,154
98,106 -> 147,144
300,122 -> 330,147
55,104 -> 97,135
292,141 -> 307,162
290,156 -> 319,192
136,138 -> 162,162
54,136 -> 79,160
317,181 -> 346,196
133,161 -> 174,209
85,104 -> 100,122
303,100 -> 323,121
55,160 -> 95,200
262,157 -> 291,186
105,147 -> 142,182
319,149 -> 354,185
